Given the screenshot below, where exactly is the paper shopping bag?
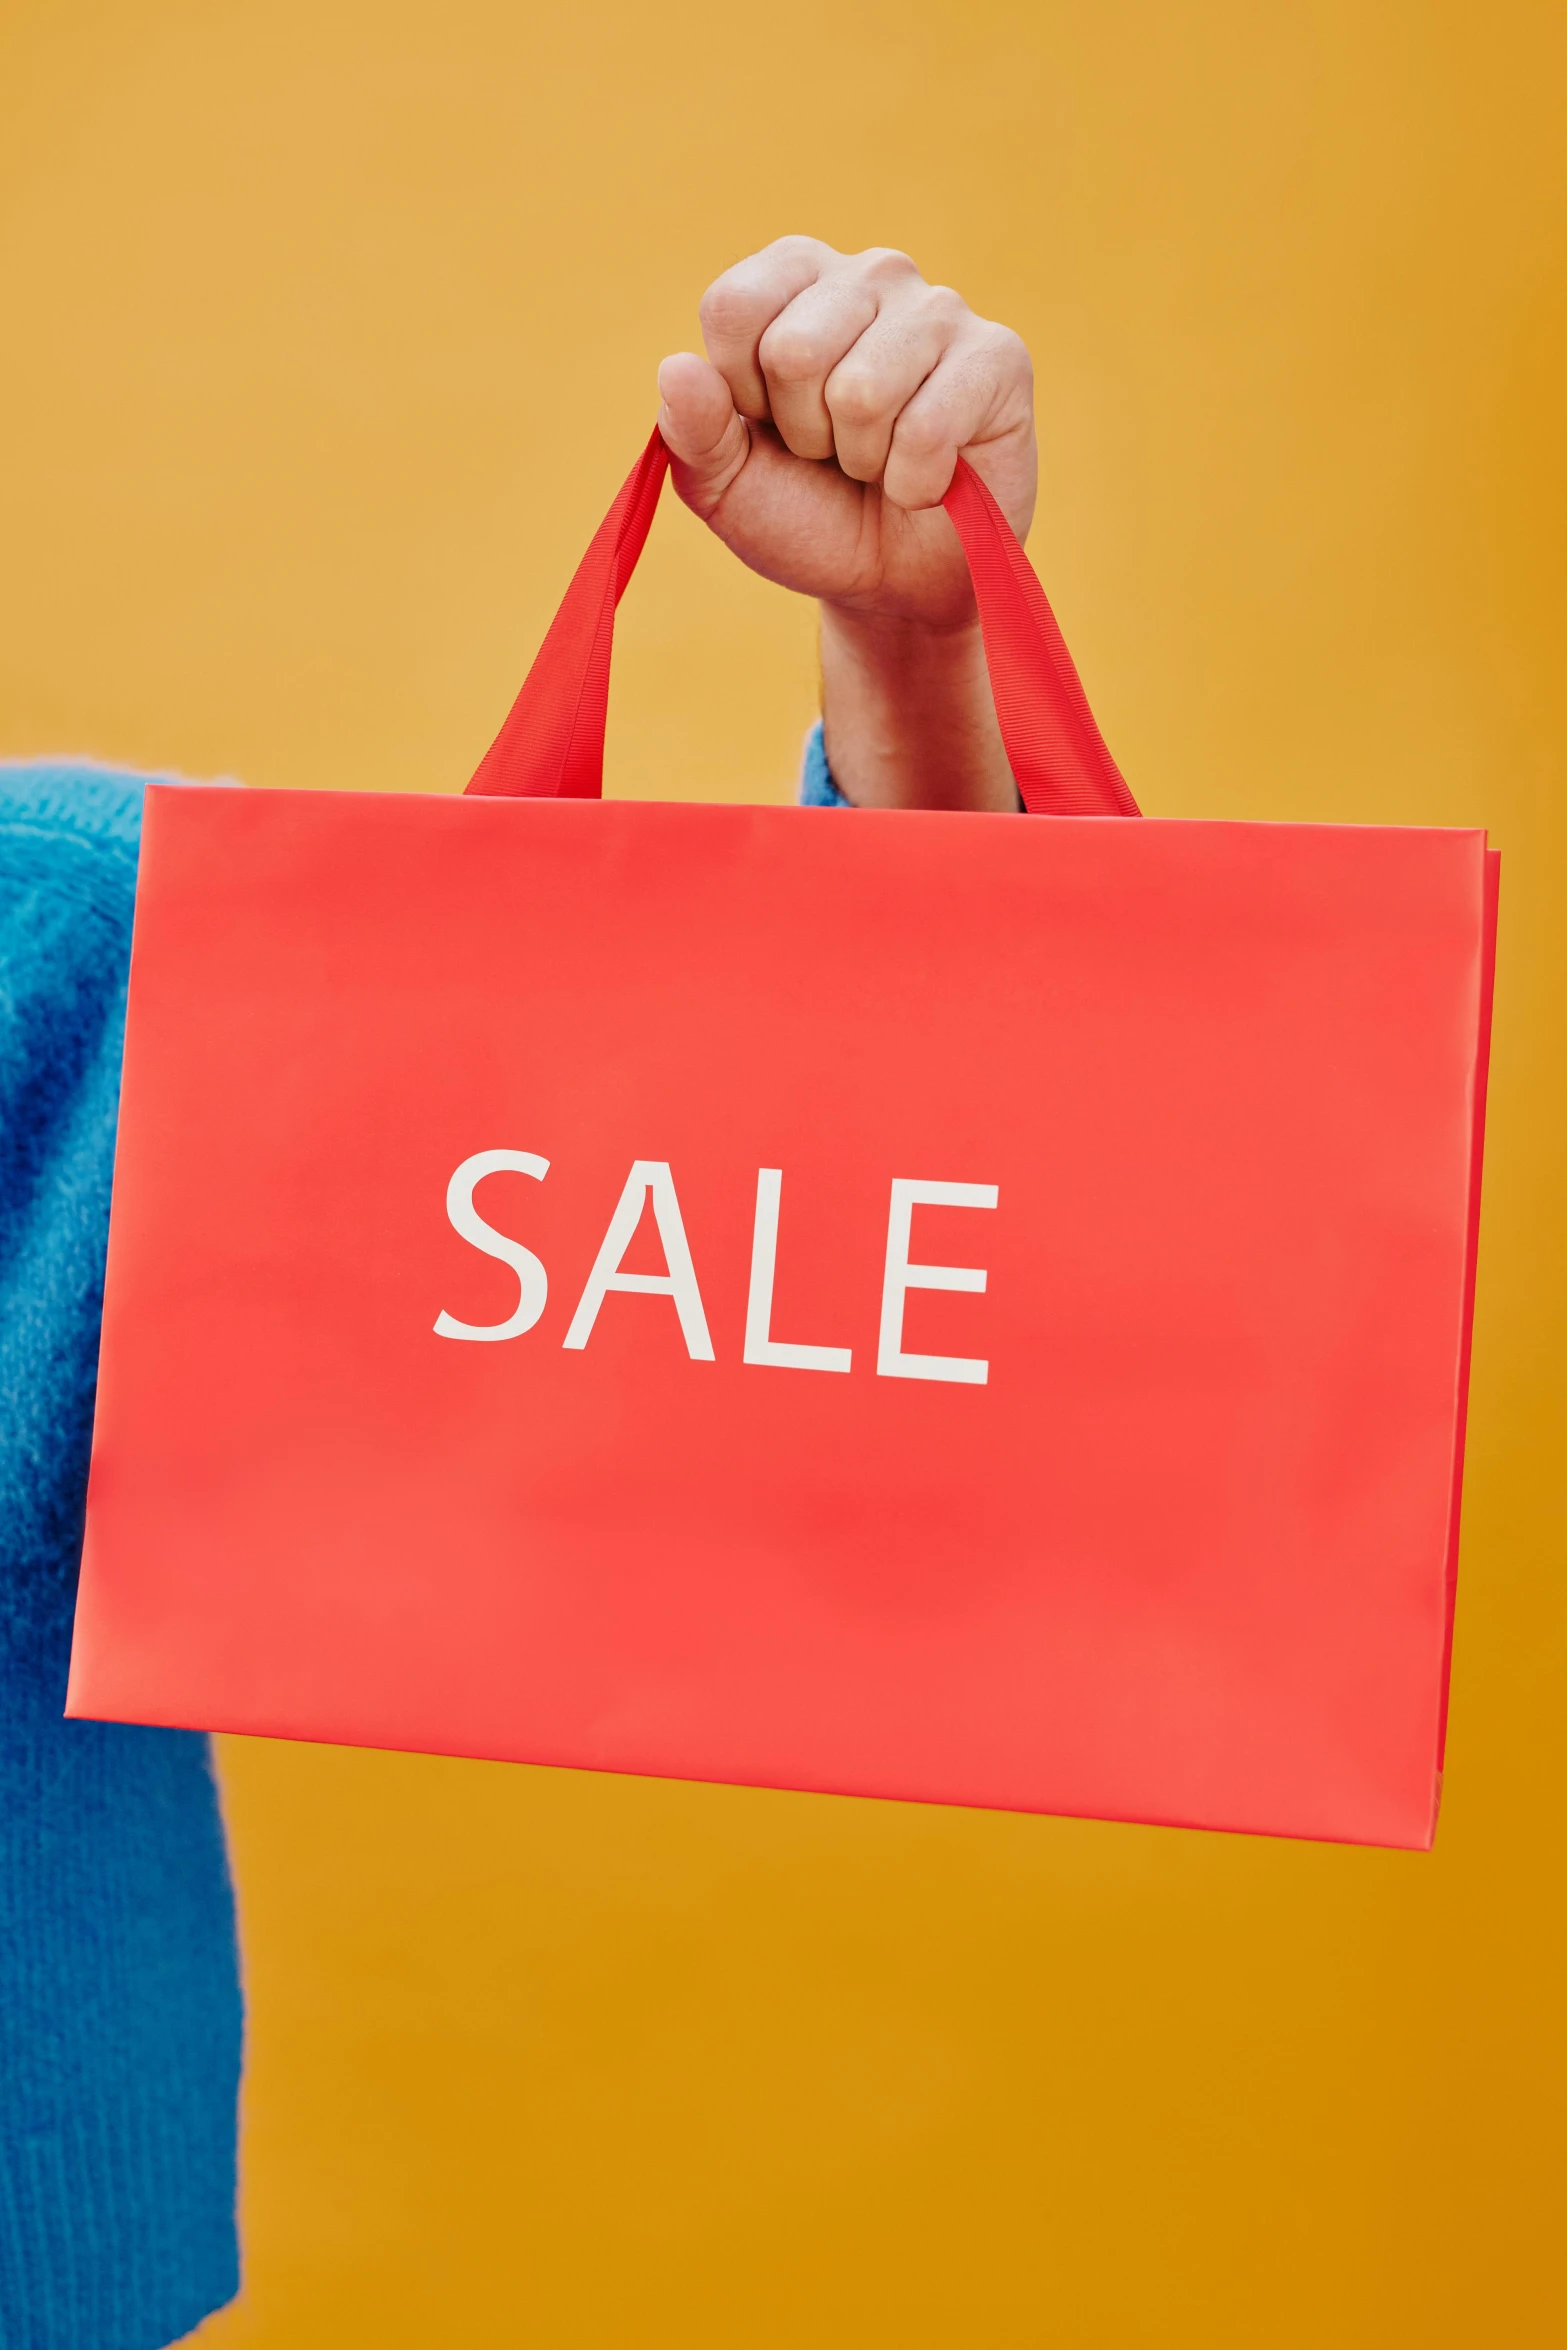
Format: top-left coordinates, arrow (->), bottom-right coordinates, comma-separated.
68,432 -> 1495,1847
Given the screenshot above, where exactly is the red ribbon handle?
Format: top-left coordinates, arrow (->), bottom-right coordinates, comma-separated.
466,426 -> 1140,817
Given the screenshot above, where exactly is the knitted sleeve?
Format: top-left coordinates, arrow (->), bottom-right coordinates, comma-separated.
0,763 -> 242,2350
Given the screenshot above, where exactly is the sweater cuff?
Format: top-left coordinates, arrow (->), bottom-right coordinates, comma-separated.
798,722 -> 851,806
798,722 -> 1027,812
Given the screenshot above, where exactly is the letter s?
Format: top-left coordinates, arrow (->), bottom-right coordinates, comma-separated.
434,1150 -> 550,1341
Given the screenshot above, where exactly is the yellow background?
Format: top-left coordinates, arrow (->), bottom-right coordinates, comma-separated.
3,1 -> 1564,2340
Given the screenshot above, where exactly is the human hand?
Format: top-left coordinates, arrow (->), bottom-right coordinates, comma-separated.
657,236 -> 1035,629
657,238 -> 1036,810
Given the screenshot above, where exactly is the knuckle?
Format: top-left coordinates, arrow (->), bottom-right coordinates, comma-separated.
881,457 -> 942,512
834,446 -> 881,483
700,235 -> 832,332
825,365 -> 886,427
759,321 -> 826,382
779,420 -> 834,459
923,283 -> 972,329
894,407 -> 949,460
699,276 -> 762,346
854,244 -> 919,285
765,232 -> 835,268
976,319 -> 1033,384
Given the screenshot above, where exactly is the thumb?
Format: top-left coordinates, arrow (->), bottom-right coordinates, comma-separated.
657,352 -> 750,520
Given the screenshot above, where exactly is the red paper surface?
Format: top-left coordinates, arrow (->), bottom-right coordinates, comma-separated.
69,785 -> 1493,1847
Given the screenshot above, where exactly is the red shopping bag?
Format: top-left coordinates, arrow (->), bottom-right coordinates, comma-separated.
68,432 -> 1495,1848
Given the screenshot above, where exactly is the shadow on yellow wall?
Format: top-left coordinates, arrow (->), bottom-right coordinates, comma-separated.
2,2 -> 1563,2342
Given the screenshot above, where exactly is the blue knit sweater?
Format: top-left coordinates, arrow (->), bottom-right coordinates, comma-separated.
0,765 -> 242,2350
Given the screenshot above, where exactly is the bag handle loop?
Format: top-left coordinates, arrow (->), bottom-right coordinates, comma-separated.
466,426 -> 1140,817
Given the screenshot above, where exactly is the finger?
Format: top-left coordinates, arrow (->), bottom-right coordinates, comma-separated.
698,235 -> 839,421
882,324 -> 1036,523
757,273 -> 880,461
657,352 -> 750,521
758,251 -> 923,460
822,284 -> 967,483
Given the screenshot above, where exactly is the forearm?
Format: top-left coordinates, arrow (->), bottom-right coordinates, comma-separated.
818,604 -> 1019,812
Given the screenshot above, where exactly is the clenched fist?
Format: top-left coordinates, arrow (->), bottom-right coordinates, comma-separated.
658,238 -> 1035,812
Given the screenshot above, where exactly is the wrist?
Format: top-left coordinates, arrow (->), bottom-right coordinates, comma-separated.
818,604 -> 1018,812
